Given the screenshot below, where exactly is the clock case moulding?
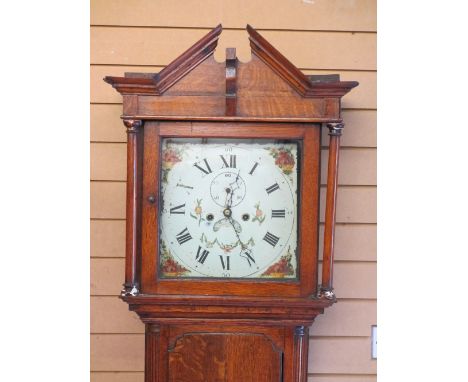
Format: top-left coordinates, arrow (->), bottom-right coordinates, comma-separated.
104,24 -> 358,382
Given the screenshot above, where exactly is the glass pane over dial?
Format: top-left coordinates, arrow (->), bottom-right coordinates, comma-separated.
159,138 -> 299,279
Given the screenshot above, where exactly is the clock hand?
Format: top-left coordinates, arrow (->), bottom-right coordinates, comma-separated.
228,216 -> 255,267
213,217 -> 242,233
226,170 -> 241,209
227,216 -> 250,252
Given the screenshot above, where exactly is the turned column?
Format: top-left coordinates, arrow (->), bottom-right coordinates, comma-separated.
293,325 -> 309,382
320,122 -> 344,299
122,119 -> 143,296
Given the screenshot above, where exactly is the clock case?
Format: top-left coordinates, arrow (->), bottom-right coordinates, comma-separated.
105,25 -> 358,382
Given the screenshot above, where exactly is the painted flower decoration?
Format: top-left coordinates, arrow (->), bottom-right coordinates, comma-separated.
161,146 -> 182,182
221,244 -> 235,253
162,147 -> 182,169
251,202 -> 266,225
190,199 -> 205,226
261,247 -> 295,278
267,147 -> 295,175
200,233 -> 255,253
160,241 -> 189,277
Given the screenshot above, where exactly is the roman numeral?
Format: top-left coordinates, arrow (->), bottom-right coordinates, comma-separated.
170,203 -> 186,215
220,154 -> 236,168
240,249 -> 256,267
219,255 -> 230,270
263,232 -> 280,247
196,246 -> 209,264
271,209 -> 286,218
175,227 -> 192,245
249,162 -> 259,175
193,158 -> 212,175
266,182 -> 280,194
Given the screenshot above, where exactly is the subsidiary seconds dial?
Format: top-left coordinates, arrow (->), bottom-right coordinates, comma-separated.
159,138 -> 299,279
210,171 -> 246,208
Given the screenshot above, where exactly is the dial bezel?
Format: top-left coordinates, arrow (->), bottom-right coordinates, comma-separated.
139,121 -> 321,297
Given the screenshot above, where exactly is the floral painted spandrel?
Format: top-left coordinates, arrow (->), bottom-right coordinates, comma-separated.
261,246 -> 295,278
265,146 -> 296,182
161,144 -> 183,183
160,241 -> 189,277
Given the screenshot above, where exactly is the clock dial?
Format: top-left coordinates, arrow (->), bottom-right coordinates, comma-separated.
159,138 -> 299,279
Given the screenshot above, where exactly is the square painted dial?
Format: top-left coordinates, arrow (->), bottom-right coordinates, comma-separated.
159,138 -> 299,279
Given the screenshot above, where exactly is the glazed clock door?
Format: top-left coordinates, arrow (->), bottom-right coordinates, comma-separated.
159,138 -> 300,280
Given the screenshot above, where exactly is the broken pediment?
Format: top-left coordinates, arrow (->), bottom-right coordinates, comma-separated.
104,24 -> 358,121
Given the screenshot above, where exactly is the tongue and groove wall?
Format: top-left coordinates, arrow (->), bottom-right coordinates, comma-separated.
90,1 -> 377,381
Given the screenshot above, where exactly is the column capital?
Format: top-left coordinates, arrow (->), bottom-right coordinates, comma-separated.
123,119 -> 143,133
326,122 -> 344,136
295,326 -> 306,337
147,324 -> 161,334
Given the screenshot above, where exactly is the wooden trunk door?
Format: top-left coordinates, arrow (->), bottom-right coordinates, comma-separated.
168,333 -> 282,382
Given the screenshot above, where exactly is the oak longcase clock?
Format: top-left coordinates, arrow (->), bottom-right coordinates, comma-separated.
104,24 -> 358,382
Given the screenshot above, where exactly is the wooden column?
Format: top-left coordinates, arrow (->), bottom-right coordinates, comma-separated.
320,122 -> 344,299
122,119 -> 143,296
293,326 -> 309,382
145,324 -> 161,382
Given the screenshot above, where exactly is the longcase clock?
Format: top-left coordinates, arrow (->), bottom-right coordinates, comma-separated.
104,24 -> 358,382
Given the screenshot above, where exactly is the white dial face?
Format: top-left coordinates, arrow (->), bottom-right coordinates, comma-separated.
159,138 -> 299,279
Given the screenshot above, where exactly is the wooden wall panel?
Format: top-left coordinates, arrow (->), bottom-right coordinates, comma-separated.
319,224 -> 377,261
91,28 -> 376,70
91,296 -> 144,333
91,143 -> 126,181
91,296 -> 375,337
90,142 -> 376,186
321,149 -> 376,185
91,334 -> 145,371
91,258 -> 124,295
90,220 -> 375,261
91,0 -> 377,32
90,370 -> 377,381
90,2 -> 377,379
321,187 -> 376,223
91,104 -> 126,143
91,181 -> 376,223
311,300 -> 376,336
90,182 -> 126,219
309,337 -> 376,374
308,375 -> 376,382
90,105 -> 376,148
91,373 -> 378,382
323,110 -> 377,148
90,334 -> 376,374
332,263 -> 376,299
91,258 -> 376,299
91,65 -> 376,109
91,372 -> 144,382
91,220 -> 125,258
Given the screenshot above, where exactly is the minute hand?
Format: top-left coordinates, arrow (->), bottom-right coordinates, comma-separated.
226,170 -> 241,208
